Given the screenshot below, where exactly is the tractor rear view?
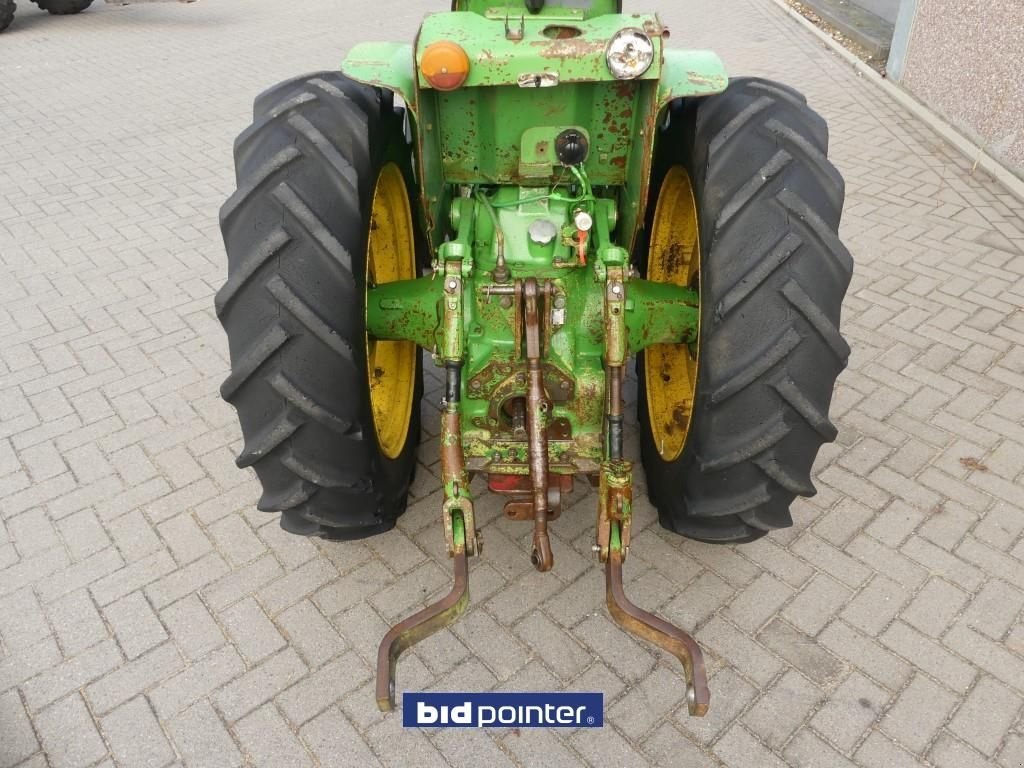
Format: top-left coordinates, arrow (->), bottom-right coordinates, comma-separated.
217,0 -> 852,714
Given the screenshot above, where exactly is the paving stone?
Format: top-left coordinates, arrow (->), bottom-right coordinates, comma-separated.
277,599 -> 347,668
452,609 -> 531,681
104,590 -> 169,660
106,510 -> 163,562
783,573 -> 853,636
928,731 -> 995,768
855,731 -> 925,768
150,645 -> 246,719
575,613 -> 656,685
101,696 -> 175,768
158,512 -> 213,565
220,596 -> 286,664
44,590 -> 107,657
160,593 -> 226,661
502,727 -> 588,768
276,652 -> 371,726
961,579 -> 1024,639
89,550 -> 176,606
663,573 -> 737,630
901,577 -> 970,637
784,729 -> 858,768
86,643 -> 184,716
208,515 -> 266,567
7,508 -> 60,557
34,693 -> 108,768
0,636 -> 61,694
570,724 -> 650,768
758,619 -> 846,687
819,620 -> 913,692
948,676 -> 1023,756
234,703 -> 312,768
725,572 -> 795,632
146,551 -> 231,609
365,712 -> 448,768
513,610 -> 593,681
168,700 -> 244,768
810,671 -> 889,752
881,673 -> 959,754
55,508 -> 111,561
608,664 -> 688,741
213,647 -> 308,722
22,638 -> 123,712
713,724 -> 788,768
879,620 -> 977,694
0,690 -> 40,768
998,734 -> 1024,768
0,587 -> 50,652
300,706 -> 382,768
34,546 -> 124,605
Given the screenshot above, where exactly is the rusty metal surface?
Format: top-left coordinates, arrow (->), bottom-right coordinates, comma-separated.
441,408 -> 481,557
606,547 -> 710,717
376,548 -> 470,712
523,279 -> 554,573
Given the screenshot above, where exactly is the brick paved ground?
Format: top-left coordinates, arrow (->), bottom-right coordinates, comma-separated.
2,0 -> 1023,766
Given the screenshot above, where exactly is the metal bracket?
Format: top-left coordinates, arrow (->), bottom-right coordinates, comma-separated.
606,526 -> 710,717
377,516 -> 471,712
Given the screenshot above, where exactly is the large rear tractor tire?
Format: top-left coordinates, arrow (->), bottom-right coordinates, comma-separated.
217,72 -> 424,540
0,0 -> 15,32
639,78 -> 853,544
32,0 -> 93,14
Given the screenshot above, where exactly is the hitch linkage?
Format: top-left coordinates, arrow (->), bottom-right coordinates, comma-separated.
375,270 -> 709,716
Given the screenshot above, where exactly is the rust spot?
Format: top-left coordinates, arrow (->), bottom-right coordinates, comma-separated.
610,156 -> 627,169
539,38 -> 607,59
672,405 -> 690,428
662,242 -> 687,276
614,80 -> 635,100
687,71 -> 721,88
543,25 -> 583,40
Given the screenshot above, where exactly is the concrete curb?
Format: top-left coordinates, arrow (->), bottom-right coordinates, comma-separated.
768,0 -> 1024,205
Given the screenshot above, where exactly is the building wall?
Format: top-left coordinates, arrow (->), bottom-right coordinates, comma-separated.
890,0 -> 1024,176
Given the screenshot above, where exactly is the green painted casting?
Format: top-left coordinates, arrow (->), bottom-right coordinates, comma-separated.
626,281 -> 699,354
364,278 -> 443,351
340,7 -> 727,252
349,1 -> 723,478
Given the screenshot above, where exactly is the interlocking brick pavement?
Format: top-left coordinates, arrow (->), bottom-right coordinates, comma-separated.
1,0 -> 1024,766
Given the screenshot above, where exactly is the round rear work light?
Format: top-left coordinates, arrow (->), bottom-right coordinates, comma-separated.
421,41 -> 471,92
606,29 -> 655,80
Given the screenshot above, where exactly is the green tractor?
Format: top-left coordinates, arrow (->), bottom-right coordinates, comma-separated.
217,0 -> 852,714
0,0 -> 94,32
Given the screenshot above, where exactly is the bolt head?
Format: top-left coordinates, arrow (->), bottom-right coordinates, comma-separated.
574,210 -> 594,232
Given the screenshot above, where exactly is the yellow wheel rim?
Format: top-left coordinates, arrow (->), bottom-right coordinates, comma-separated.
366,163 -> 418,460
645,166 -> 701,463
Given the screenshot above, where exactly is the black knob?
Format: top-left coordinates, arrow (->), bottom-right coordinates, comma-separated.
525,0 -> 544,13
555,129 -> 589,166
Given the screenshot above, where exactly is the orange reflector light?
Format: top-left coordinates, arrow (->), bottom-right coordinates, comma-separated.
421,41 -> 471,91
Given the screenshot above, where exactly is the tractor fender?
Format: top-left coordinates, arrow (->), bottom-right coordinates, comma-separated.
657,49 -> 729,108
342,42 -> 419,113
